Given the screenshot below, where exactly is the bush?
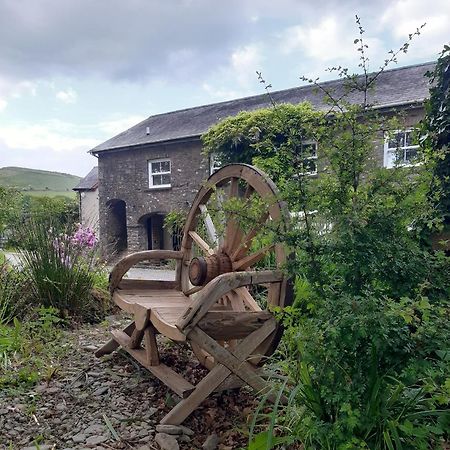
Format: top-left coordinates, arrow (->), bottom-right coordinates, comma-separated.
19,221 -> 109,322
0,306 -> 65,389
251,278 -> 449,449
0,262 -> 29,324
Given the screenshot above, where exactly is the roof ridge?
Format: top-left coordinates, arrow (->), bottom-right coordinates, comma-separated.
136,60 -> 436,120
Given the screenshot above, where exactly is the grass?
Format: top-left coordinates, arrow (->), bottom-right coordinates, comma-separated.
0,166 -> 81,195
24,190 -> 76,199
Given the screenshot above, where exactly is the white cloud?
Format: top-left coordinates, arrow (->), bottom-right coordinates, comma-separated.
231,44 -> 264,87
280,17 -> 383,65
0,77 -> 37,111
56,87 -> 77,104
97,115 -> 147,135
202,83 -> 244,101
381,0 -> 450,60
0,120 -> 97,153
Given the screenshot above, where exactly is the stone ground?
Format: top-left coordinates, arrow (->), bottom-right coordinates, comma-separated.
0,314 -> 257,450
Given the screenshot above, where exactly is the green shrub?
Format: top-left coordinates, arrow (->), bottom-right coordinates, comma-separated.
19,221 -> 108,322
0,307 -> 66,389
0,262 -> 29,324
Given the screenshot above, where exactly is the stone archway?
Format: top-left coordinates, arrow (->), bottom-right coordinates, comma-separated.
138,213 -> 171,250
105,199 -> 128,253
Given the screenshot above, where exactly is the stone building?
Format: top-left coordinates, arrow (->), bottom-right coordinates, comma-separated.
73,166 -> 99,234
90,61 -> 434,257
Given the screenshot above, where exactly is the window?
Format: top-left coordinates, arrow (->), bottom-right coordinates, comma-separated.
209,153 -> 221,175
293,141 -> 318,175
384,130 -> 419,168
148,159 -> 171,188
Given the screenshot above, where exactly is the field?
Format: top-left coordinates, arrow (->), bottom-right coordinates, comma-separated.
0,166 -> 80,198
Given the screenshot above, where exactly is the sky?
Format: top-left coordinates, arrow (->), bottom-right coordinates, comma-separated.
0,0 -> 449,177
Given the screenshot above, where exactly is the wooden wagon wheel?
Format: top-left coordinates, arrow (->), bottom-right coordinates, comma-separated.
180,164 -> 291,369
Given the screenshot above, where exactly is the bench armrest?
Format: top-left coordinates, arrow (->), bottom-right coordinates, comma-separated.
176,269 -> 284,335
109,250 -> 184,293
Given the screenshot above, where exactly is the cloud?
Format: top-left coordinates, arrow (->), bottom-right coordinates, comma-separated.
56,87 -> 77,104
0,0 -> 262,83
97,115 -> 147,135
280,17 -> 383,65
0,76 -> 37,111
0,120 -> 97,152
231,44 -> 264,87
380,0 -> 450,60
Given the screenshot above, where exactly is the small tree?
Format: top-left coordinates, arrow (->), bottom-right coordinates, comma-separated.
204,18 -> 449,449
421,45 -> 450,233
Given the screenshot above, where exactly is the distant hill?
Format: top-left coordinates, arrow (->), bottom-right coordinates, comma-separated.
0,167 -> 81,198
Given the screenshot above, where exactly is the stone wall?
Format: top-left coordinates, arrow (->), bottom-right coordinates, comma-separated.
98,139 -> 209,255
97,105 -> 425,257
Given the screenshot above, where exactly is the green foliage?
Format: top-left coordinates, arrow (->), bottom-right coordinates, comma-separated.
202,102 -> 324,174
0,166 -> 80,195
0,262 -> 29,324
421,44 -> 450,228
0,307 -> 67,389
0,186 -> 22,235
202,18 -> 449,450
19,221 -> 107,322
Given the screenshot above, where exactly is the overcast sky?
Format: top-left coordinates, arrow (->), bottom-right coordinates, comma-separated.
0,0 -> 448,176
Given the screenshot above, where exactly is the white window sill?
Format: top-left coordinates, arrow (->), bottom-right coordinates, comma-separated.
146,185 -> 172,191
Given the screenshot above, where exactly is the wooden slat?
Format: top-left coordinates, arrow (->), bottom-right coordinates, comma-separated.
230,212 -> 269,261
161,319 -> 277,425
189,231 -> 214,256
95,322 -> 135,357
232,244 -> 274,271
188,327 -> 273,396
199,204 -> 218,246
144,326 -> 160,366
111,330 -> 194,398
109,250 -> 183,292
118,279 -> 178,290
236,287 -> 261,311
176,270 -> 283,334
198,311 -> 272,340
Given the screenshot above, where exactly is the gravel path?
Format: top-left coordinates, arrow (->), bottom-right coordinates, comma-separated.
0,314 -> 255,450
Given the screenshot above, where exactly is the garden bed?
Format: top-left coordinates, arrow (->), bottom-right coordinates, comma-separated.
0,314 -> 255,450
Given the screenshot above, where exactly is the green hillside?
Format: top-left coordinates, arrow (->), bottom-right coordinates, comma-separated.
0,167 -> 81,198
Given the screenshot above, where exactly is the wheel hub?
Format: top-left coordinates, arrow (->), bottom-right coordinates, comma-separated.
188,253 -> 233,286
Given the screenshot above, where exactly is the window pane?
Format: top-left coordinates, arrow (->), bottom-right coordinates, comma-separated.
152,162 -> 161,173
388,132 -> 404,149
405,131 -> 414,147
302,143 -> 317,158
153,174 -> 162,185
161,161 -> 170,172
303,159 -> 317,173
405,147 -> 418,162
162,174 -> 171,185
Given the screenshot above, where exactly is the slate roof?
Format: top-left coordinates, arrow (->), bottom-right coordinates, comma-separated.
73,167 -> 98,191
91,61 -> 435,154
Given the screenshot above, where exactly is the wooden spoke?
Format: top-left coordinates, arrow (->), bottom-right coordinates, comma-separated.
243,183 -> 255,199
189,231 -> 214,256
227,290 -> 246,312
199,204 -> 218,246
235,287 -> 261,311
232,244 -> 275,271
230,211 -> 270,261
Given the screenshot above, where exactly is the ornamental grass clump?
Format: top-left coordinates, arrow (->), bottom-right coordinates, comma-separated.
20,221 -> 106,322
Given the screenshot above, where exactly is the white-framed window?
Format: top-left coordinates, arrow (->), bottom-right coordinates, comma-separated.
384,129 -> 419,168
148,158 -> 171,188
293,140 -> 318,175
209,153 -> 222,175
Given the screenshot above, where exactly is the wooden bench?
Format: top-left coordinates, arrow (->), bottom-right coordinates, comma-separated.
95,164 -> 292,425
